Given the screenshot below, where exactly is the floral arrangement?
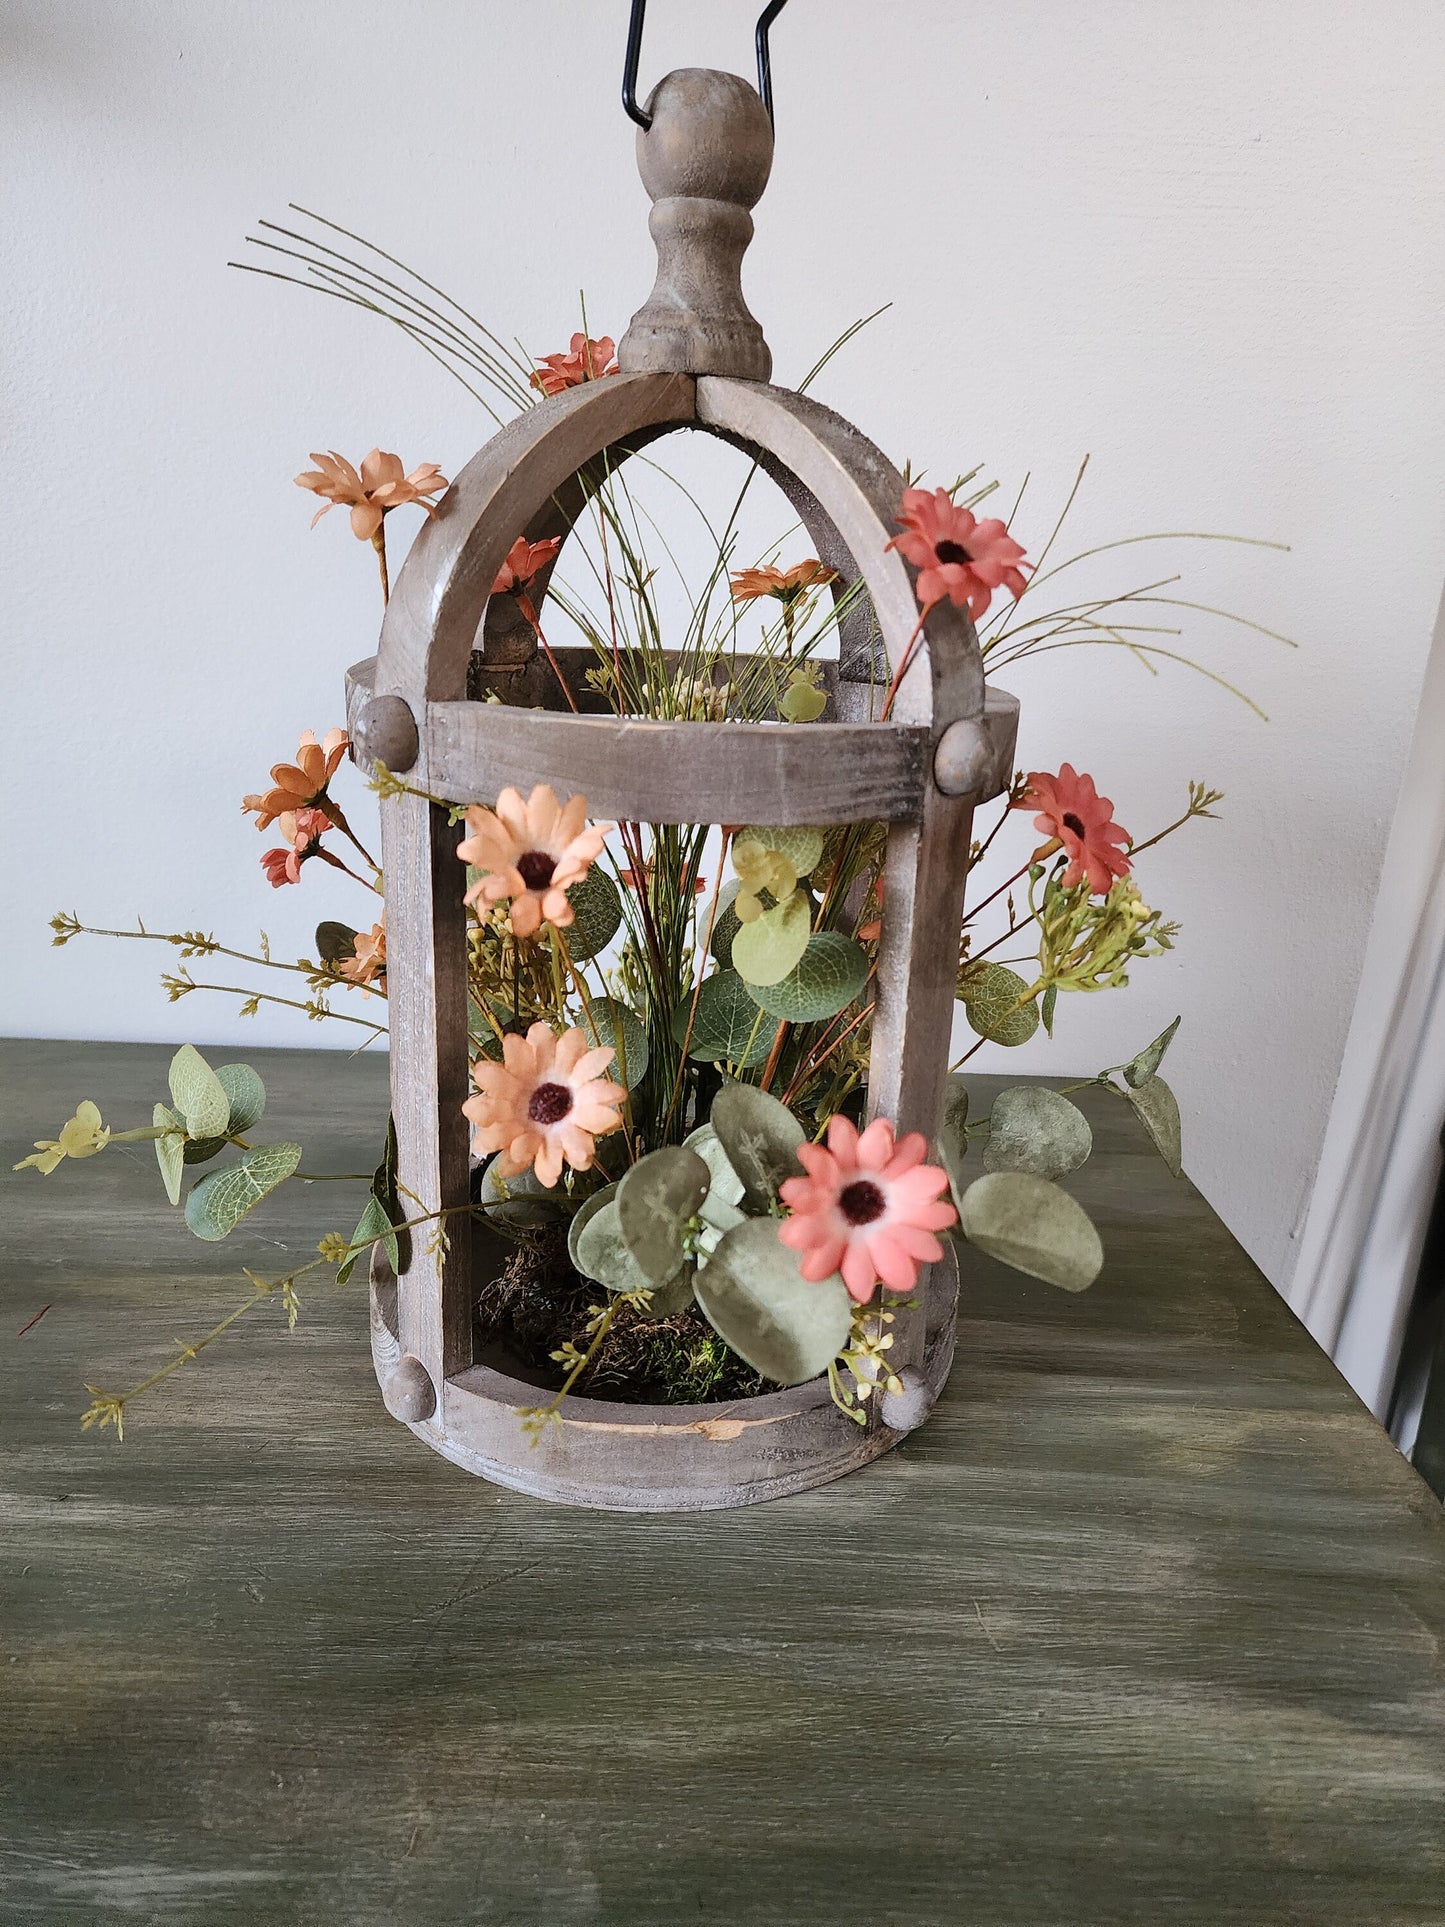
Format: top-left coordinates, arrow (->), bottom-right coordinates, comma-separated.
17,209 -> 1286,1440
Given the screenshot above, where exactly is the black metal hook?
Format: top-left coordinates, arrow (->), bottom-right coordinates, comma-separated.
622,0 -> 789,132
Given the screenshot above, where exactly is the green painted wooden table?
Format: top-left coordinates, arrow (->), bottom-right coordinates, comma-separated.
3,1039 -> 1444,1925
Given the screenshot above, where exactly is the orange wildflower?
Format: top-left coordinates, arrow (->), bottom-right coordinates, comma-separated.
529,334 -> 618,397
243,730 -> 349,831
464,1023 -> 626,1188
457,784 -> 608,940
730,559 -> 838,605
295,448 -> 449,542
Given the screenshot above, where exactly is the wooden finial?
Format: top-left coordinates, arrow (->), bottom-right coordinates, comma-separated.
618,68 -> 773,381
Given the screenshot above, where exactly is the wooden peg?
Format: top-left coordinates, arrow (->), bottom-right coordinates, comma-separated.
383,1353 -> 436,1425
353,695 -> 419,774
618,68 -> 773,380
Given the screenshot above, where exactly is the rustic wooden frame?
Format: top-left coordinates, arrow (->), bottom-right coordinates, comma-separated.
349,368 -> 1018,1510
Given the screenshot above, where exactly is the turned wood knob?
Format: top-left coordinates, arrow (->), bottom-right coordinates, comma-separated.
353,695 -> 419,774
933,718 -> 993,797
383,1353 -> 436,1424
618,67 -> 773,381
881,1367 -> 933,1434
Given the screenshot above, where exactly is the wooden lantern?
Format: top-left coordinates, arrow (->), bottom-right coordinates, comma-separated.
347,68 -> 1018,1510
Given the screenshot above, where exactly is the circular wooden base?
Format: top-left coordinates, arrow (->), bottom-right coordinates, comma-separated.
368,1250 -> 959,1513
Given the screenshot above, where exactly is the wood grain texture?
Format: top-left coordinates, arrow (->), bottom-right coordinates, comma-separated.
4,1039 -> 1444,1924
370,373 -> 996,1493
618,69 -> 774,381
424,702 -> 930,825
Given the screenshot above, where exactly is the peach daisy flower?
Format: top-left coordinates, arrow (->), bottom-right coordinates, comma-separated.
295,449 -> 449,542
778,1114 -> 957,1304
1016,764 -> 1132,895
243,730 -> 349,830
464,1022 -> 626,1188
457,785 -> 608,939
339,919 -> 386,995
886,487 -> 1030,623
529,334 -> 618,397
730,558 -> 838,606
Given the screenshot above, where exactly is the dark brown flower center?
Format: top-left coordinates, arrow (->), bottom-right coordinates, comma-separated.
1062,812 -> 1086,838
517,849 -> 556,891
839,1179 -> 886,1226
527,1081 -> 573,1126
934,539 -> 974,567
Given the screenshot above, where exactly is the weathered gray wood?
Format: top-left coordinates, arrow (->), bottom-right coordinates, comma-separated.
694,378 -> 984,725
6,1039 -> 1445,1922
371,1232 -> 957,1513
378,372 -> 697,706
424,703 -> 930,825
373,369 -> 1008,1494
618,69 -> 774,381
934,687 -> 1021,801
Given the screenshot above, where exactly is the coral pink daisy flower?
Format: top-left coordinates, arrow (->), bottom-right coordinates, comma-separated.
529,334 -> 619,397
464,1022 -> 626,1188
457,784 -> 608,939
778,1115 -> 957,1304
1016,764 -> 1132,895
260,805 -> 331,887
886,487 -> 1030,623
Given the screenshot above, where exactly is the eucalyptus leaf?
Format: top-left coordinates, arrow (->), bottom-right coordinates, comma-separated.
167,1044 -> 231,1140
1042,983 -> 1058,1037
746,932 -> 869,1023
338,1192 -> 391,1286
958,1171 -> 1103,1292
216,1062 -> 266,1135
709,879 -> 742,969
565,867 -> 624,962
779,677 -> 828,723
617,1146 -> 711,1285
475,1158 -> 569,1228
184,1142 -> 303,1242
1123,1016 -> 1182,1089
738,825 -> 826,877
681,969 -> 779,1068
578,997 -> 648,1091
183,1135 -> 230,1166
315,921 -> 358,967
693,1219 -> 851,1385
958,963 -> 1040,1047
709,1080 -> 805,1208
697,1193 -> 748,1238
574,1195 -> 654,1294
681,1124 -> 746,1209
938,1077 -> 969,1215
566,1183 -> 619,1272
984,1087 -> 1093,1180
153,1103 -> 185,1207
640,1265 -> 701,1320
1127,1075 -> 1183,1176
731,889 -> 812,986
373,1116 -> 410,1276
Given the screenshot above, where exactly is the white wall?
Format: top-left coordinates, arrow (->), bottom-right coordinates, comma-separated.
5,0 -> 1445,1303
